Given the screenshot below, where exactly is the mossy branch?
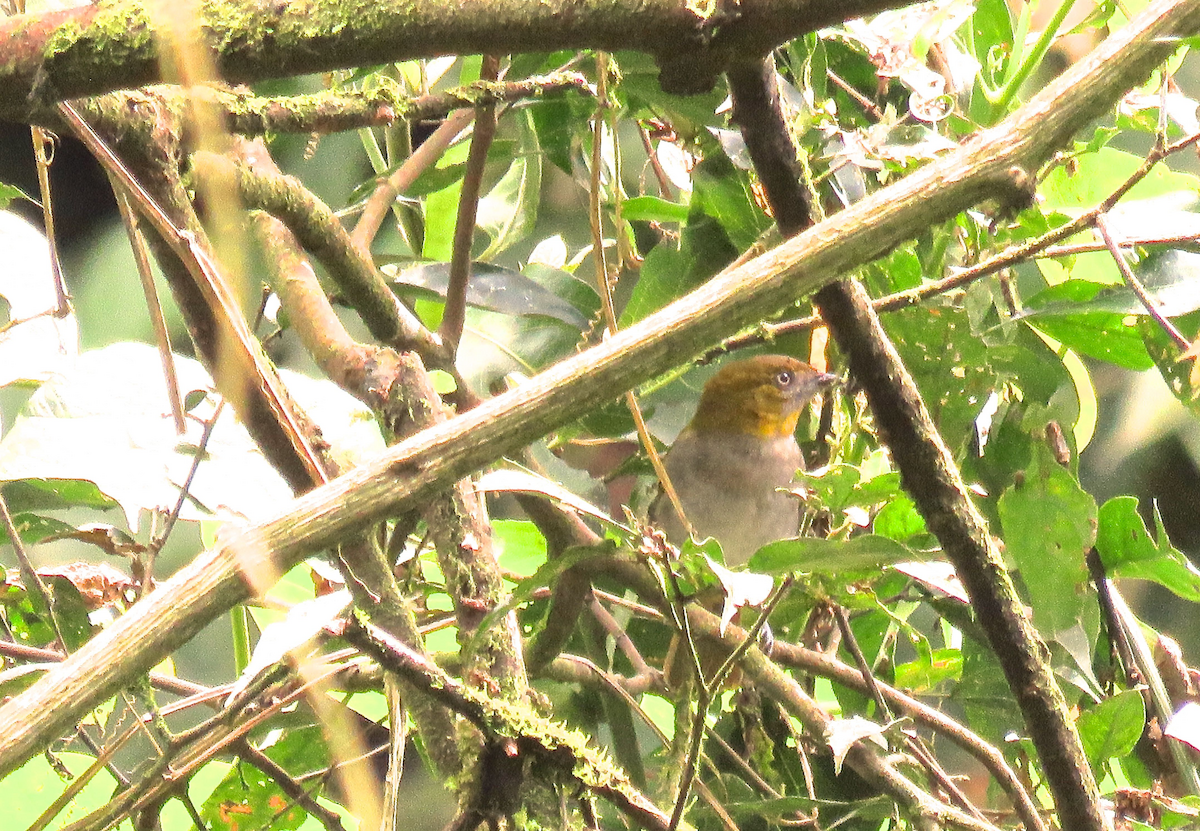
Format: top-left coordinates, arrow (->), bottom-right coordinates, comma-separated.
1,0 -> 914,121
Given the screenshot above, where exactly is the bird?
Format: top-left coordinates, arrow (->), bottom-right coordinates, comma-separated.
652,355 -> 837,566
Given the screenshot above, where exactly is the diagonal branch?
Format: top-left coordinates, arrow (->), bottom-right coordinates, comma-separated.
61,96 -> 329,493
725,51 -> 1082,830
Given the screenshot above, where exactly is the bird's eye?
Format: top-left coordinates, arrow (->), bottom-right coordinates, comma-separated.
776,370 -> 793,386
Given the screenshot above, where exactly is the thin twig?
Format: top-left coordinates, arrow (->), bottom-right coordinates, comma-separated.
1095,212 -> 1189,349
668,683 -> 709,831
638,124 -> 675,198
441,55 -> 501,354
113,187 -> 186,434
144,399 -> 225,593
588,53 -> 692,538
0,640 -> 212,700
833,605 -> 892,719
827,68 -> 885,121
1041,232 -> 1200,257
352,109 -> 473,256
29,127 -> 71,316
237,740 -> 348,831
702,727 -> 784,799
904,736 -> 994,825
707,575 -> 793,696
588,591 -> 656,679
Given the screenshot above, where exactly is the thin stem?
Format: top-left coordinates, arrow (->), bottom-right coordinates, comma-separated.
29,127 -> 70,316
352,109 -> 473,256
668,686 -> 708,831
0,490 -> 67,654
993,0 -> 1079,112
441,55 -> 501,354
1095,212 -> 1189,349
113,187 -> 186,434
827,68 -> 884,121
637,125 -> 674,198
587,54 -> 692,537
707,575 -> 793,696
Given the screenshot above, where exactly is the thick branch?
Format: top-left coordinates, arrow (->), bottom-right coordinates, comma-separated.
0,0 -> 1196,780
726,53 -> 1074,830
0,0 -> 915,121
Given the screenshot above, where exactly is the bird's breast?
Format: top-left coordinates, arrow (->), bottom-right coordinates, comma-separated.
660,430 -> 803,565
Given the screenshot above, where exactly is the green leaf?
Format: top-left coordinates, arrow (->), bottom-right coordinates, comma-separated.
886,297 -> 998,451
873,494 -> 928,541
0,479 -> 117,514
1027,246 -> 1200,323
1,577 -> 56,648
793,464 -> 862,513
421,140 -> 473,261
0,512 -> 74,546
1028,314 -> 1153,370
954,636 -> 1024,746
0,182 -> 32,210
894,647 -> 962,692
1143,308 -> 1200,408
234,590 -> 351,702
202,758 -> 311,831
1096,496 -> 1200,600
622,195 -> 690,224
1077,689 -> 1145,770
495,519 -> 549,579
529,96 -> 579,174
998,444 -> 1096,636
390,261 -> 592,327
1105,192 -> 1200,244
618,240 -> 693,326
0,751 -> 121,828
750,534 -> 918,574
691,155 -> 772,252
452,297 -> 599,389
864,244 -> 924,295
44,575 -> 95,652
1041,148 -> 1200,212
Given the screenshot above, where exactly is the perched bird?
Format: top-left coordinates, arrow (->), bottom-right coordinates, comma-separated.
652,355 -> 837,565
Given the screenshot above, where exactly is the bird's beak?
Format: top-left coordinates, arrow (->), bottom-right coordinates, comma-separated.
817,372 -> 839,388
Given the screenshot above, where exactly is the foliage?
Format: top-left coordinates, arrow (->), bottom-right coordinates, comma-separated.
3,0 -> 1200,829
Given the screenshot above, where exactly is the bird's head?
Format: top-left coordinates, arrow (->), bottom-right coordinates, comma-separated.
687,355 -> 837,439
